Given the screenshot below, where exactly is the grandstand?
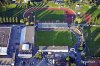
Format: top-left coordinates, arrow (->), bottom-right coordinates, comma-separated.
37,23 -> 68,28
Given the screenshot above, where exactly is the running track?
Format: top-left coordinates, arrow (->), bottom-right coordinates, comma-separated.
23,7 -> 76,23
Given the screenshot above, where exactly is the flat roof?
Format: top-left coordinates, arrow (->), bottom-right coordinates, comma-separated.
0,58 -> 13,65
18,43 -> 32,58
19,43 -> 32,54
0,47 -> 7,55
20,26 -> 35,44
38,23 -> 68,28
0,27 -> 11,47
87,58 -> 100,66
39,46 -> 68,52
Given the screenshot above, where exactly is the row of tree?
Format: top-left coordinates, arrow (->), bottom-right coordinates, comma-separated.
0,17 -> 19,23
0,16 -> 35,25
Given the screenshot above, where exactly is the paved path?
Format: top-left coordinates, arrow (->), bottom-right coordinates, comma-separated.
68,26 -> 85,66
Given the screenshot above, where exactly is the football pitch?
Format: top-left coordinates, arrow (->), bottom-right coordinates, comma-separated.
35,31 -> 76,46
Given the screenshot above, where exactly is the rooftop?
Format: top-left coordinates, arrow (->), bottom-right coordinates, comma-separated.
0,27 -> 11,47
19,43 -> 32,54
39,46 -> 68,52
0,58 -> 14,65
87,58 -> 100,66
20,26 -> 35,44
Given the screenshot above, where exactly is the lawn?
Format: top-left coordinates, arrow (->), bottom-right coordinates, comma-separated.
71,2 -> 100,24
84,26 -> 100,56
33,10 -> 65,22
0,3 -> 65,24
0,4 -> 25,24
35,31 -> 76,46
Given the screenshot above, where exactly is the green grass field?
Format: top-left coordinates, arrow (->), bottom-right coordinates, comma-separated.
34,10 -> 65,21
0,4 -> 25,23
71,2 -> 100,24
84,26 -> 100,56
35,31 -> 76,46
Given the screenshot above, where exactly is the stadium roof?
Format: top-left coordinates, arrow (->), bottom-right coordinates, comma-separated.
38,23 -> 68,28
0,27 -> 11,47
39,46 -> 68,52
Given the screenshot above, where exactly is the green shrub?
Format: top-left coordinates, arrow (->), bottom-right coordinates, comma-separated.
20,19 -> 24,23
25,22 -> 29,25
35,52 -> 42,59
71,63 -> 76,66
66,56 -> 70,61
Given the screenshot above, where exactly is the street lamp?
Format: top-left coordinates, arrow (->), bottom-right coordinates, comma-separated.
33,16 -> 35,24
72,16 -> 74,22
72,16 -> 75,25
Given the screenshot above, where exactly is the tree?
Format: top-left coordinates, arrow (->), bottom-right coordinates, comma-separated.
12,17 -> 15,23
30,22 -> 34,25
71,63 -> 76,66
66,56 -> 70,61
43,0 -> 47,3
0,17 -> 2,23
9,17 -> 11,23
20,19 -> 24,23
15,17 -> 18,23
6,17 -> 8,22
0,0 -> 12,5
35,52 -> 43,59
3,17 -> 6,22
78,46 -> 83,52
16,0 -> 23,4
25,22 -> 29,25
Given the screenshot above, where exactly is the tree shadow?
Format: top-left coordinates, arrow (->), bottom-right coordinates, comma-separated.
81,5 -> 99,24
84,26 -> 100,57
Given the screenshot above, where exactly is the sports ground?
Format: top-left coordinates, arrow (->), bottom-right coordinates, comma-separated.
35,31 -> 77,46
24,7 -> 76,23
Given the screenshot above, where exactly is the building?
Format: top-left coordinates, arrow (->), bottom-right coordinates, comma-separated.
0,27 -> 11,55
86,58 -> 100,66
38,46 -> 68,52
20,26 -> 35,44
18,26 -> 35,58
0,27 -> 14,66
12,0 -> 31,3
